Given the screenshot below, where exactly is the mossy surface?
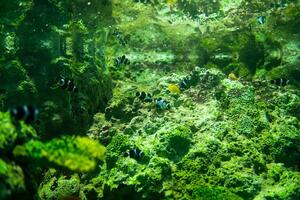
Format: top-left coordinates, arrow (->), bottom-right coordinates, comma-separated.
13,136 -> 106,172
1,0 -> 300,199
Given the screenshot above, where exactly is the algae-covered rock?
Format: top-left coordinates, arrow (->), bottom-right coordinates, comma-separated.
0,0 -> 113,137
255,163 -> 300,199
192,185 -> 243,200
0,0 -> 33,27
13,136 -> 106,172
0,112 -> 36,151
38,169 -> 81,200
155,125 -> 192,162
0,159 -> 25,200
1,0 -> 300,199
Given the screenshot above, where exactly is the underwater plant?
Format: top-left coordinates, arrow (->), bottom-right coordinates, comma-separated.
1,0 -> 300,199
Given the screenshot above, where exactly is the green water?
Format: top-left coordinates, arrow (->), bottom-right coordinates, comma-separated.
0,0 -> 300,199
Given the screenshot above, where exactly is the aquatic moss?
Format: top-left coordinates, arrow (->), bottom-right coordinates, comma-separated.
0,158 -> 25,199
260,121 -> 300,168
105,133 -> 131,168
38,170 -> 81,200
13,136 -> 106,172
105,85 -> 138,121
192,185 -> 243,200
155,125 -> 192,162
213,157 -> 262,198
255,163 -> 300,199
0,0 -> 33,27
0,112 -> 37,151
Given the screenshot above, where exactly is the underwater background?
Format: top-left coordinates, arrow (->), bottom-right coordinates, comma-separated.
1,0 -> 300,199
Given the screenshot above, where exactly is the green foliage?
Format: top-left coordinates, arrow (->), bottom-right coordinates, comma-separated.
0,112 -> 36,151
0,158 -> 25,199
192,185 -> 243,200
214,157 -> 262,199
0,0 -> 33,26
260,122 -> 300,168
38,169 -> 81,200
105,133 -> 130,168
256,163 -> 300,199
155,125 -> 192,162
13,136 -> 106,172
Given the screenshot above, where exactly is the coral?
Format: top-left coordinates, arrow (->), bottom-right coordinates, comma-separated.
13,136 -> 106,172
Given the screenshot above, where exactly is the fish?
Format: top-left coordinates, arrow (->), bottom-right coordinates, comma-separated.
155,98 -> 171,110
179,77 -> 190,90
59,78 -> 78,93
133,0 -> 151,4
271,2 -> 288,9
168,84 -> 181,94
115,55 -> 130,67
125,147 -> 144,160
228,73 -> 238,81
270,78 -> 290,86
257,16 -> 266,25
10,105 -> 39,124
112,29 -> 127,46
136,91 -> 153,103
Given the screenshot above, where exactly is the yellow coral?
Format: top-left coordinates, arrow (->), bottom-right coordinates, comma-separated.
168,84 -> 181,94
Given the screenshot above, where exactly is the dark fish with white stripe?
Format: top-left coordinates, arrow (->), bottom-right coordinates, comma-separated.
257,16 -> 266,25
179,77 -> 190,90
270,78 -> 290,86
112,29 -> 127,46
115,55 -> 130,67
155,98 -> 171,110
59,78 -> 78,93
136,91 -> 153,103
125,147 -> 144,160
10,105 -> 39,124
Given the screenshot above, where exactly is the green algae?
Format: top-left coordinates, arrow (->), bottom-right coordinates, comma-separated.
13,136 -> 106,172
0,112 -> 36,151
38,169 -> 81,200
0,0 -> 300,199
0,158 -> 25,199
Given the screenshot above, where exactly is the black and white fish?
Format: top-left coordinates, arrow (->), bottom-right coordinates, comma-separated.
115,55 -> 130,67
179,77 -> 191,90
134,0 -> 152,4
178,67 -> 201,90
112,29 -> 127,46
10,105 -> 39,124
257,16 -> 266,25
59,78 -> 78,93
155,98 -> 170,110
271,2 -> 289,9
270,78 -> 290,86
136,91 -> 153,103
125,147 -> 144,160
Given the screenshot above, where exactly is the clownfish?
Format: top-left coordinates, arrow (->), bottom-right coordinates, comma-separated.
136,91 -> 153,103
10,105 -> 39,124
